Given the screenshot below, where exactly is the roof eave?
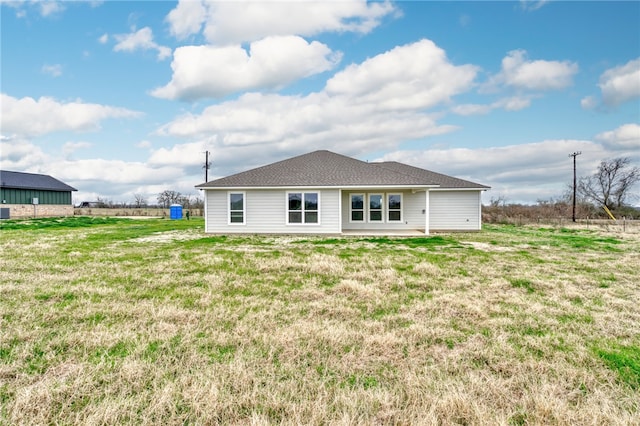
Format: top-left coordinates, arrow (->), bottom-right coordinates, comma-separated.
1,185 -> 77,191
195,184 -> 440,190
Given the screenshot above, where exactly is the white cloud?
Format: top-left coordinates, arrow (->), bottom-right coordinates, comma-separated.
379,138 -> 609,203
152,36 -> 341,101
451,96 -> 531,116
39,0 -> 63,17
595,123 -> 640,150
0,138 -> 195,204
326,39 -> 478,110
136,140 -> 152,149
520,0 -> 549,12
381,139 -> 602,182
580,95 -> 596,110
377,122 -> 640,204
165,0 -> 396,45
62,141 -> 92,158
0,138 -> 49,171
156,92 -> 458,177
598,57 -> 640,106
155,40 -> 480,172
1,93 -> 142,137
114,27 -> 171,61
165,0 -> 206,40
41,63 -> 62,77
158,91 -> 454,150
58,158 -> 182,186
159,1 -> 396,101
451,104 -> 493,116
98,33 -> 108,44
496,96 -> 532,111
486,49 -> 578,92
0,136 -> 50,173
60,158 -> 192,204
148,141 -> 210,167
1,0 -> 63,18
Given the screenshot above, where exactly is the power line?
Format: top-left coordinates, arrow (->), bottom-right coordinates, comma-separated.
569,151 -> 582,222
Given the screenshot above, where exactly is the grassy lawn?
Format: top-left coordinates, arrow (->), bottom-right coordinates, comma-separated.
1,217 -> 639,425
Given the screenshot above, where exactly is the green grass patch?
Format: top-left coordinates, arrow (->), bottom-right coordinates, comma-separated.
482,224 -> 624,252
557,313 -> 594,324
509,278 -> 537,293
90,341 -> 132,365
0,216 -> 127,230
593,343 -> 640,389
342,374 -> 380,389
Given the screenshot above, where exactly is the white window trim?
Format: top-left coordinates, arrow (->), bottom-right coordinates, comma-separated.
349,193 -> 365,223
368,193 -> 384,223
286,191 -> 321,225
387,193 -> 403,222
228,191 -> 246,225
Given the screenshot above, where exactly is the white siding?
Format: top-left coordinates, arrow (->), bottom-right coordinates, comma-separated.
205,188 -> 483,233
205,188 -> 341,234
341,190 -> 426,231
429,190 -> 481,231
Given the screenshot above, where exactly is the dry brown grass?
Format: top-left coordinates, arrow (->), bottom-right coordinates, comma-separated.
1,219 -> 639,425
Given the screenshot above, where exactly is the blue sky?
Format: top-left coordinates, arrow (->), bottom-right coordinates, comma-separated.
2,0 -> 639,205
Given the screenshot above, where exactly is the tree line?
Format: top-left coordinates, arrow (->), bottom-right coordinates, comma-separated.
82,191 -> 204,209
484,156 -> 640,221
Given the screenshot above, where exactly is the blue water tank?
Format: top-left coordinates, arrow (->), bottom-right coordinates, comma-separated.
170,204 -> 183,220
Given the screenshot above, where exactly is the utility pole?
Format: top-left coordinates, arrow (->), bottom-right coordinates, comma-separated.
569,151 -> 582,222
203,151 -> 211,182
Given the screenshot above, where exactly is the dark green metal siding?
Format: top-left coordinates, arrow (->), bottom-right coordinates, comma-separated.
1,188 -> 72,205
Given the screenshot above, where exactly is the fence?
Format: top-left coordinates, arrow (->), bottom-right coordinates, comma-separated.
74,208 -> 203,217
485,216 -> 639,233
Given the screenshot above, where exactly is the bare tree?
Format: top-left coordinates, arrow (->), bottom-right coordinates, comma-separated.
133,193 -> 147,208
191,196 -> 204,209
178,194 -> 192,208
578,157 -> 640,209
95,196 -> 113,208
488,195 -> 508,207
157,190 -> 183,208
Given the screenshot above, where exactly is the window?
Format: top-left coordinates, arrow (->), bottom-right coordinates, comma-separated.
350,194 -> 364,222
229,192 -> 245,224
369,194 -> 383,222
287,192 -> 319,224
348,192 -> 405,224
388,194 -> 402,222
304,192 -> 318,223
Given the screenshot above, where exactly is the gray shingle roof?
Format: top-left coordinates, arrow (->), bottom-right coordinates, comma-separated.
374,161 -> 490,189
0,170 -> 77,192
196,150 -> 489,189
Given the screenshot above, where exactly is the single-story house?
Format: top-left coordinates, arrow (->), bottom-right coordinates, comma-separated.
0,170 -> 77,219
195,150 -> 490,235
